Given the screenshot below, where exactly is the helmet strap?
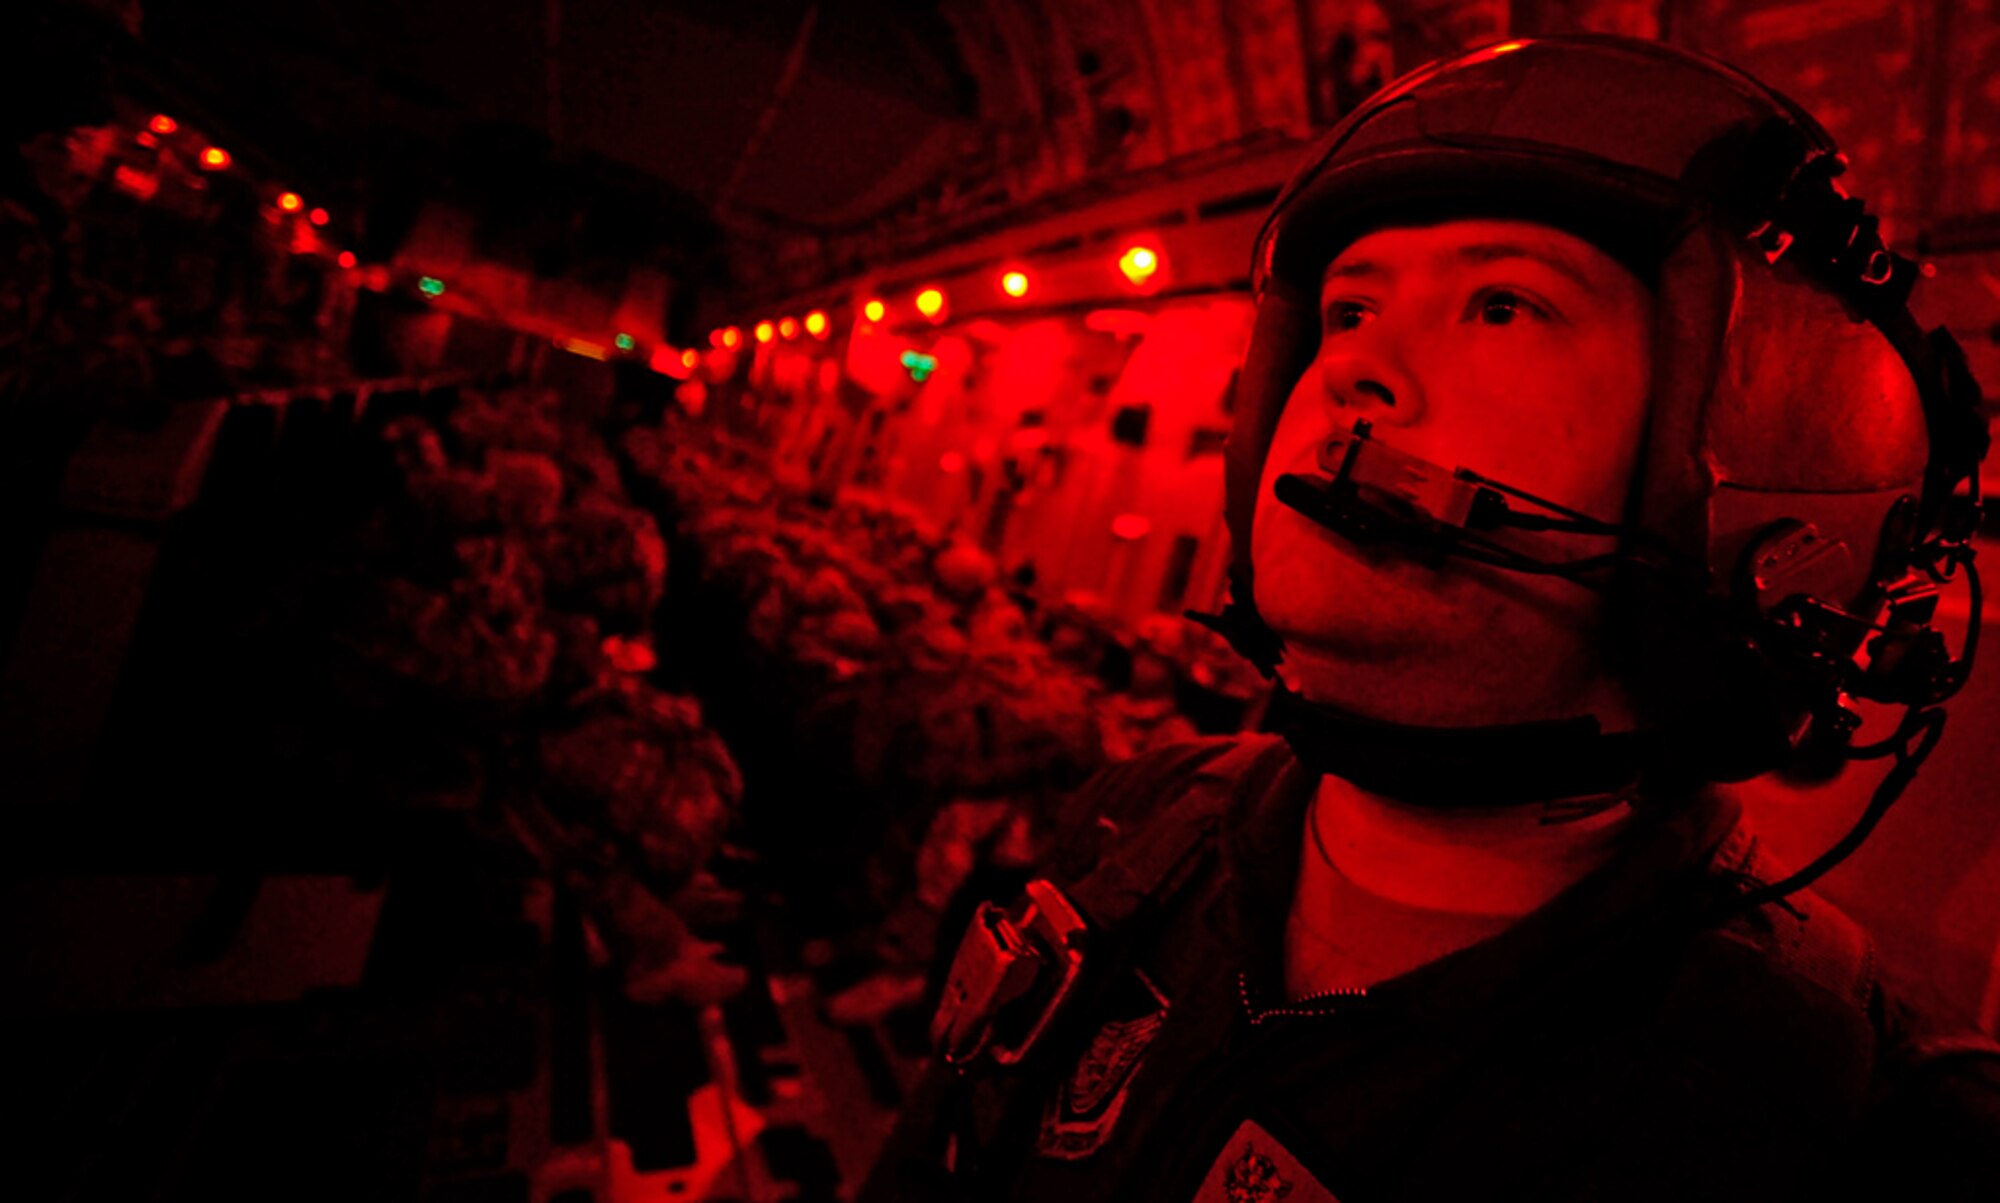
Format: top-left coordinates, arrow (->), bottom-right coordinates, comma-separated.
1266,685 -> 1665,809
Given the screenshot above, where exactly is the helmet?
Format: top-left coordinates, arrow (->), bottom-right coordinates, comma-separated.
1208,35 -> 1988,785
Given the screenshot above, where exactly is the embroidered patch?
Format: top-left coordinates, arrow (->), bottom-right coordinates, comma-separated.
1034,1005 -> 1167,1160
1226,1144 -> 1291,1202
1195,1120 -> 1341,1202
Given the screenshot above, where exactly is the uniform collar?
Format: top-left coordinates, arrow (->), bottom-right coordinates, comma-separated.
1216,747 -> 1745,1021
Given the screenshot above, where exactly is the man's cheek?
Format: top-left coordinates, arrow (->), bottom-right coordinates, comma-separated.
1252,502 -> 1347,580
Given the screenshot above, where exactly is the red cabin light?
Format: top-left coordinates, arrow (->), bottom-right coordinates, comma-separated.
150,115 -> 179,135
722,326 -> 743,348
135,131 -> 158,148
804,310 -> 828,337
199,146 -> 232,170
1111,512 -> 1152,541
1118,244 -> 1160,285
309,207 -> 330,226
915,288 -> 946,319
337,251 -> 357,269
681,349 -> 699,368
863,298 -> 886,323
1000,270 -> 1030,298
278,192 -> 303,212
112,165 -> 158,201
778,316 -> 800,340
754,321 -> 775,344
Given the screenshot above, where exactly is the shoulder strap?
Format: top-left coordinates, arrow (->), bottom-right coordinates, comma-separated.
1062,734 -> 1294,937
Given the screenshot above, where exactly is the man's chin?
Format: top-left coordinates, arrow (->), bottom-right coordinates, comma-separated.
1255,572 -> 1466,663
1270,644 -> 1472,725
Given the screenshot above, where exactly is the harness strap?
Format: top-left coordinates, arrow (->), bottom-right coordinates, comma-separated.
1063,735 -> 1294,933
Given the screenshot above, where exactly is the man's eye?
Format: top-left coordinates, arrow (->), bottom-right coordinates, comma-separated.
1468,289 -> 1546,326
1326,301 -> 1371,332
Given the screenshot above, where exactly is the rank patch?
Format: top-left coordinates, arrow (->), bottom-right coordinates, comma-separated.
1034,1004 -> 1167,1160
1195,1119 -> 1341,1202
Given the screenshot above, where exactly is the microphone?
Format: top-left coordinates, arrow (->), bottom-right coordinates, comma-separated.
1273,419 -> 1661,585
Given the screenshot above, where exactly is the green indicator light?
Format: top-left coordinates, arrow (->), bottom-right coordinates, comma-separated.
615,333 -> 635,351
418,276 -> 445,297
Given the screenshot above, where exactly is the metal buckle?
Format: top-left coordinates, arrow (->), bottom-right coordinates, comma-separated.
1760,227 -> 1795,265
931,879 -> 1090,1069
1746,521 -> 1853,611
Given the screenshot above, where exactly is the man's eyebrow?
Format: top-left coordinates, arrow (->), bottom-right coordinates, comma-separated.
1323,259 -> 1388,284
1452,241 -> 1599,295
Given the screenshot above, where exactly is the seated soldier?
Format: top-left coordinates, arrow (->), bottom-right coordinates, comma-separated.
860,34 -> 1999,1203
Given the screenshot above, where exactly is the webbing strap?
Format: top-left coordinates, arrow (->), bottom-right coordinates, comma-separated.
1064,735 -> 1295,937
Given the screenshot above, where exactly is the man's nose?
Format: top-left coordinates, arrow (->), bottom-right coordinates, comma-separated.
1318,345 -> 1423,426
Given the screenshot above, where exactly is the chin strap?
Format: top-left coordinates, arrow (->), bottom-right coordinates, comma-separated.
1185,590 -> 1285,681
1266,686 -> 1664,809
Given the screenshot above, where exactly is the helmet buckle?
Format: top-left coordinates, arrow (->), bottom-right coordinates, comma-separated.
1754,225 -> 1795,265
1744,521 -> 1852,612
1859,249 -> 1894,286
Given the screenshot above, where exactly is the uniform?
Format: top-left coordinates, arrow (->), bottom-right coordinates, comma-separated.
861,736 -> 2000,1202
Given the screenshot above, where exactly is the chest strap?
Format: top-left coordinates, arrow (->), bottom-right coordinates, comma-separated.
932,736 -> 1295,1071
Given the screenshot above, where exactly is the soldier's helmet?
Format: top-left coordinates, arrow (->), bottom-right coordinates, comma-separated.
1214,35 -> 1987,782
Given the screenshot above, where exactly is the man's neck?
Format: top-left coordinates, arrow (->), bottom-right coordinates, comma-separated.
1307,771 -> 1638,917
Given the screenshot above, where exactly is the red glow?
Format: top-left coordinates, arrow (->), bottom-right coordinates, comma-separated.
1111,512 -> 1153,541
754,321 -> 775,344
1085,308 -> 1153,335
1009,427 -> 1049,453
200,147 -> 232,170
709,328 -> 726,347
722,326 -> 743,348
1001,269 -> 1031,298
939,451 -> 966,474
112,165 -> 158,201
337,251 -> 357,269
135,131 -> 158,148
916,288 -> 946,319
652,347 -> 695,380
804,310 -> 829,337
863,298 -> 886,323
1118,244 -> 1160,285
309,207 -> 330,226
601,634 -> 657,674
150,114 -> 179,135
277,191 -> 303,212
682,349 -> 699,368
779,317 -> 800,340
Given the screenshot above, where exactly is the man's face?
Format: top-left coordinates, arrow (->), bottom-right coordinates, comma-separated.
1250,219 -> 1655,725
